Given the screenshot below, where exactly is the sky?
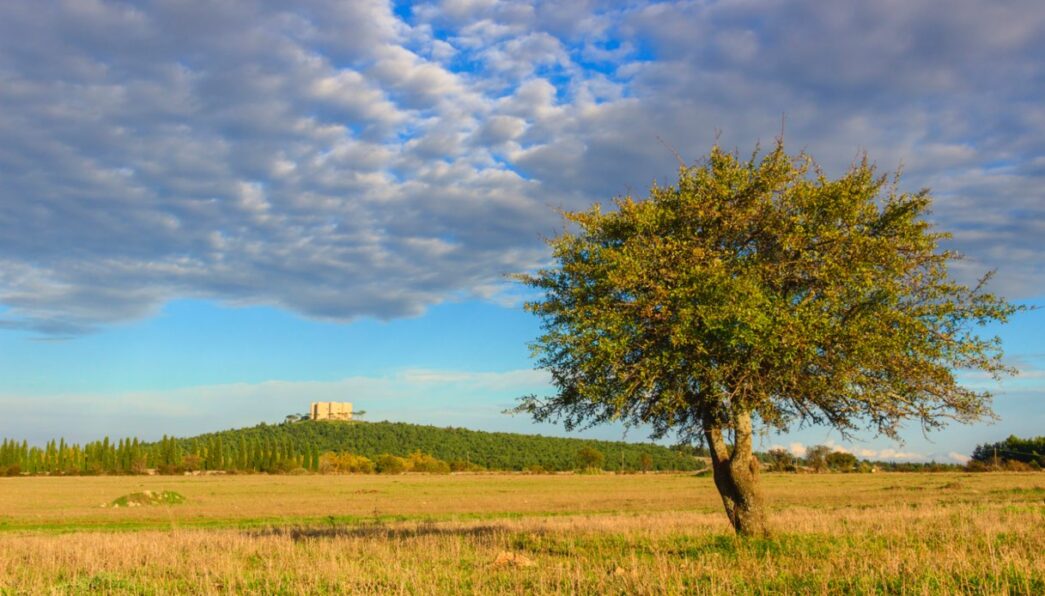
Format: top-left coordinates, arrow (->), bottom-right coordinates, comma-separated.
0,0 -> 1042,462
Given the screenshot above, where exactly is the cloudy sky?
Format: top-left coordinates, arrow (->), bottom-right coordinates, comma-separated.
0,0 -> 1042,461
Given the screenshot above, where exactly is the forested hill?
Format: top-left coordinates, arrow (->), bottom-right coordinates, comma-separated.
182,420 -> 701,472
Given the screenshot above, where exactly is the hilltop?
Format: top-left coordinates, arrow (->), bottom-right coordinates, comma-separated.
181,419 -> 702,472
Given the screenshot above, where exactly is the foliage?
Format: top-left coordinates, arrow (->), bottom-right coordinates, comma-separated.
514,140 -> 1020,534
0,420 -> 703,476
825,451 -> 858,472
576,446 -> 605,470
375,454 -> 408,475
639,453 -> 654,473
766,448 -> 794,472
319,452 -> 375,474
805,445 -> 833,472
971,435 -> 1045,466
516,139 -> 1018,445
407,451 -> 451,474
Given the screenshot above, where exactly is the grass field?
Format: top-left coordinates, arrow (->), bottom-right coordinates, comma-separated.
0,472 -> 1041,594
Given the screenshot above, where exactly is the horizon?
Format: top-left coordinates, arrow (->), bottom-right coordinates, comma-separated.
3,414 -> 1027,466
1,1 -> 1043,465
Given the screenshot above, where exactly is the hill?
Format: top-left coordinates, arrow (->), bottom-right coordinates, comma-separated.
182,420 -> 702,472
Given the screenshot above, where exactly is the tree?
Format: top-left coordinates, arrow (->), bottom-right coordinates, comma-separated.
515,141 -> 1019,536
825,451 -> 857,472
576,446 -> 605,471
375,453 -> 408,474
972,435 -> 1045,466
639,452 -> 654,473
805,445 -> 833,473
766,448 -> 794,472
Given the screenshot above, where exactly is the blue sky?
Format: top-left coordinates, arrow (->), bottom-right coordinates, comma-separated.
0,1 -> 1042,461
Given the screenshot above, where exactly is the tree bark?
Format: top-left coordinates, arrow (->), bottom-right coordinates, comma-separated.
703,410 -> 769,537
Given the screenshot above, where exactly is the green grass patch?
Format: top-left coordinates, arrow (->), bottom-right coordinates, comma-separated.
106,490 -> 186,508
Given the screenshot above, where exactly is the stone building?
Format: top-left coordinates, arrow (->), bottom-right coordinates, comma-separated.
310,401 -> 353,421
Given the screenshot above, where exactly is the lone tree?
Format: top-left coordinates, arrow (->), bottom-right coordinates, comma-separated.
515,141 -> 1019,536
576,446 -> 605,470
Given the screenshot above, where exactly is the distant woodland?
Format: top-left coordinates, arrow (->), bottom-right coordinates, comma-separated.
2,420 -> 1038,477
0,420 -> 702,476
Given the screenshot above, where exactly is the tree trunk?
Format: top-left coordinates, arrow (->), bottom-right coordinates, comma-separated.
703,410 -> 769,537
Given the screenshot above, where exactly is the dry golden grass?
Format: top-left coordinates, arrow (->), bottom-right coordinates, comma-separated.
0,472 -> 1041,594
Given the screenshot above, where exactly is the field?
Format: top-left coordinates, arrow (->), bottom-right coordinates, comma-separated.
0,473 -> 1041,594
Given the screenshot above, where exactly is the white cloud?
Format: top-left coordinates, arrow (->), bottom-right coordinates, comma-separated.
871,448 -> 924,461
777,440 -> 925,461
1,0 -> 1043,335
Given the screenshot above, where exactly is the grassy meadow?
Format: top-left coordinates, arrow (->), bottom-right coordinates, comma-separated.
0,472 -> 1041,594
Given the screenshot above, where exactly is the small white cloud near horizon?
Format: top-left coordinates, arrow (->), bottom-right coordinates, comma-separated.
771,440 -> 927,462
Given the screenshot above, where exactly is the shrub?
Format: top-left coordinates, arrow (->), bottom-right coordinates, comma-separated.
156,463 -> 181,475
375,454 -> 408,475
639,453 -> 654,473
407,451 -> 450,474
576,447 -> 605,471
1003,459 -> 1032,472
181,454 -> 202,473
965,460 -> 988,472
319,452 -> 375,474
449,459 -> 484,472
826,452 -> 858,472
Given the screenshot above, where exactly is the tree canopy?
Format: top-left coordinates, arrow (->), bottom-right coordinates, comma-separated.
516,141 -> 1019,535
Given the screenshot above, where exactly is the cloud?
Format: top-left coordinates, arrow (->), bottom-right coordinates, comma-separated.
865,448 -> 924,461
1,0 -> 1043,334
777,440 -> 924,461
948,451 -> 971,464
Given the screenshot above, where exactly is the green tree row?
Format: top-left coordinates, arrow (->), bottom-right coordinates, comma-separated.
971,435 -> 1045,468
0,420 -> 705,475
0,434 -> 325,476
185,419 -> 703,472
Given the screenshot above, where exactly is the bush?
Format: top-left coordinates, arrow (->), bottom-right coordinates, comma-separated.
181,454 -> 202,472
965,460 -> 988,472
449,459 -> 484,472
406,451 -> 450,474
826,452 -> 857,472
576,446 -> 605,471
1003,459 -> 1032,472
639,453 -> 654,473
375,454 -> 408,475
319,452 -> 374,474
156,463 -> 181,475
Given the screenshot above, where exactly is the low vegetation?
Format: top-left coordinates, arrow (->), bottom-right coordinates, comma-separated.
971,435 -> 1045,470
0,473 -> 1040,593
104,490 -> 185,509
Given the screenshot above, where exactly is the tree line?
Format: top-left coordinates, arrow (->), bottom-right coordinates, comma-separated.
970,435 -> 1044,470
0,419 -> 703,476
759,446 -> 965,473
